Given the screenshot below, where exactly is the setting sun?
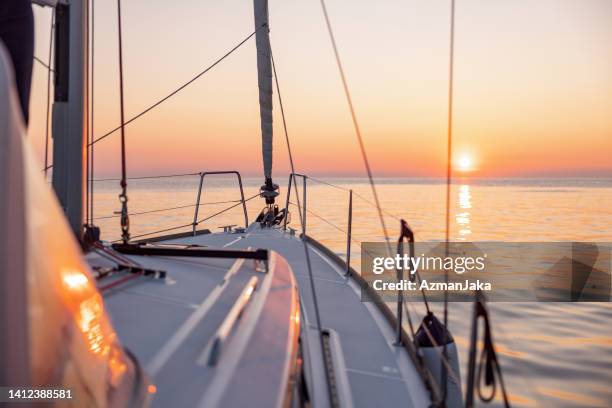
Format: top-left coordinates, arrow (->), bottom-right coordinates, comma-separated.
456,154 -> 474,172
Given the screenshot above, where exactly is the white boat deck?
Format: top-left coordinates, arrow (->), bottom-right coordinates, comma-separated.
89,226 -> 431,408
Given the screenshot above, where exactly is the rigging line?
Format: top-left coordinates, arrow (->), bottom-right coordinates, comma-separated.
288,202 -> 380,259
198,199 -> 244,205
43,11 -> 55,178
271,52 -> 296,176
443,0 -> 457,401
94,199 -> 246,221
305,177 -> 438,253
195,193 -> 259,224
116,0 -> 130,243
33,56 -> 53,72
85,0 -> 90,224
485,313 -> 543,407
90,26 -> 265,146
113,193 -> 259,241
94,203 -> 197,220
271,45 -> 335,406
89,0 -> 96,224
301,179 -> 439,255
304,182 -> 438,256
115,223 -> 194,241
290,202 -> 345,234
318,0 -> 391,256
307,176 -> 350,192
93,172 -> 200,182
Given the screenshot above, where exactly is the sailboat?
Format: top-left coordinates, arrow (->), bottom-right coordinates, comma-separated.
0,1 -> 510,407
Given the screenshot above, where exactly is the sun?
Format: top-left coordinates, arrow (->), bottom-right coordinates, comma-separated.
456,154 -> 474,172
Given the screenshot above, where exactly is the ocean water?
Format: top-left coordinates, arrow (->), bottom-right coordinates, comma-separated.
92,176 -> 612,407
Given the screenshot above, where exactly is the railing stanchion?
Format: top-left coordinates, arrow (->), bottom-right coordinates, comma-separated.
302,176 -> 308,239
302,176 -> 307,237
192,171 -> 248,235
283,174 -> 293,231
192,172 -> 204,235
345,189 -> 353,276
395,236 -> 404,345
235,173 -> 248,228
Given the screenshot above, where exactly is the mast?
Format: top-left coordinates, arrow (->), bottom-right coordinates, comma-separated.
51,0 -> 88,239
254,0 -> 279,205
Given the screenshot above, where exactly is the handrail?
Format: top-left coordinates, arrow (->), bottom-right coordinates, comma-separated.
285,175 -> 463,405
284,173 -> 354,274
93,172 -> 200,182
346,189 -> 353,276
303,234 -> 444,405
95,170 -> 253,241
192,171 -> 248,235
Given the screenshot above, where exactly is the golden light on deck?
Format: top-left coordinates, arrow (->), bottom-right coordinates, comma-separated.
60,267 -> 128,383
62,270 -> 89,290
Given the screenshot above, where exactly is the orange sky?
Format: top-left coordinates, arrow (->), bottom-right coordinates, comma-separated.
27,0 -> 612,178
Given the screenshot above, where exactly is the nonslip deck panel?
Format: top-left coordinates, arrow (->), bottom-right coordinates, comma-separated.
159,227 -> 431,408
92,239 -> 302,407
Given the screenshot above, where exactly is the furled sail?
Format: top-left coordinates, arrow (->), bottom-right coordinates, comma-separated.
254,0 -> 273,181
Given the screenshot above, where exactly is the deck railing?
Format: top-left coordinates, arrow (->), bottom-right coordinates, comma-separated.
93,170 -> 255,241
192,171 -> 248,235
284,173 -> 354,276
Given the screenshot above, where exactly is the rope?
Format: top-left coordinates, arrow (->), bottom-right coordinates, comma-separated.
195,193 -> 259,225
99,271 -> 143,292
119,223 -> 194,241
93,199 -> 244,221
89,0 -> 96,224
93,172 -> 200,182
271,52 -> 296,178
94,203 -> 197,220
287,201 -> 386,260
297,179 -> 442,264
85,0 -> 90,224
474,301 -> 511,407
89,26 -> 265,147
442,0 -> 457,400
113,193 -> 259,242
271,43 -> 335,406
307,177 -> 438,251
116,0 -> 130,243
33,56 -> 53,72
318,0 -> 391,256
307,176 -> 350,192
43,11 -> 54,178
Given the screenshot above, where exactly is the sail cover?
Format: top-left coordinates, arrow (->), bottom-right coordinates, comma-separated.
254,0 -> 273,180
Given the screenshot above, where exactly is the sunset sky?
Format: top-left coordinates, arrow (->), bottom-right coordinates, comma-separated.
27,0 -> 611,178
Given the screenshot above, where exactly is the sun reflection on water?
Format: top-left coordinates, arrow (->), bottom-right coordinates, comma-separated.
456,184 -> 472,240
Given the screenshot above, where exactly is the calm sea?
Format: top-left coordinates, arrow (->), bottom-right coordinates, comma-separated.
92,176 -> 612,407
